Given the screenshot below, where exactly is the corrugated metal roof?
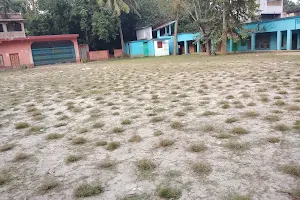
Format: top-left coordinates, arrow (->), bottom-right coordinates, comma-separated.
153,21 -> 176,31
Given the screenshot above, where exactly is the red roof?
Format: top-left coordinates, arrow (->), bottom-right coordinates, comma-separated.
0,34 -> 79,42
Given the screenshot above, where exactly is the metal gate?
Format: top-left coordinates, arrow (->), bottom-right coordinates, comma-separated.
31,41 -> 76,66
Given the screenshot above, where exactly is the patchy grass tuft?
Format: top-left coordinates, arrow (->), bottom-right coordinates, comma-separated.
188,142 -> 207,152
215,133 -> 232,139
121,119 -> 132,125
224,141 -> 249,151
225,117 -> 239,124
280,164 -> 300,178
150,116 -> 165,123
190,162 -> 212,176
98,159 -> 117,169
154,130 -> 163,136
202,111 -> 217,116
0,143 -> 16,152
263,115 -> 280,122
38,179 -> 59,194
74,183 -> 103,198
92,122 -> 105,129
243,111 -> 260,118
95,140 -> 107,146
72,137 -> 87,145
13,152 -> 31,162
159,139 -> 175,147
170,121 -> 183,130
0,170 -> 11,186
290,187 -> 300,199
129,135 -> 142,143
46,133 -> 64,140
273,124 -> 290,132
266,137 -> 281,143
106,142 -> 121,151
157,186 -> 182,200
15,122 -> 30,129
136,159 -> 156,174
112,127 -> 125,134
273,100 -> 286,106
174,111 -> 186,117
65,154 -> 82,164
231,127 -> 249,135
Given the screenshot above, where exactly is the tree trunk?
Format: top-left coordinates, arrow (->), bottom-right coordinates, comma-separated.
173,11 -> 179,56
206,36 -> 211,55
119,21 -> 125,57
221,1 -> 227,55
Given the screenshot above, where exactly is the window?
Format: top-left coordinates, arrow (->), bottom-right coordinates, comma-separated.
0,55 -> 4,66
267,0 -> 282,6
0,24 -> 3,32
7,22 -> 22,32
157,41 -> 163,48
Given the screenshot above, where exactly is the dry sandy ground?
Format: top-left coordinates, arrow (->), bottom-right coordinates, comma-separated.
0,53 -> 300,200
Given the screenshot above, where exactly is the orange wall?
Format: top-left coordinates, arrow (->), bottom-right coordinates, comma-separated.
0,41 -> 33,68
114,49 -> 123,58
89,50 -> 109,61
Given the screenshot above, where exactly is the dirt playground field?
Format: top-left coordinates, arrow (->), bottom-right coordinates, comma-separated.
0,53 -> 300,200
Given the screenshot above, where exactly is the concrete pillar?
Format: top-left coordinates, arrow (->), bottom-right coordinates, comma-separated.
169,25 -> 172,35
184,41 -> 188,54
287,29 -> 292,50
164,27 -> 167,35
229,39 -> 233,52
2,23 -> 7,32
277,31 -> 281,50
197,41 -> 200,53
297,31 -> 300,49
251,33 -> 256,51
157,30 -> 161,38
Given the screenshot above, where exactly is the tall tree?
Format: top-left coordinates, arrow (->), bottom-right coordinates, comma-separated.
98,0 -> 139,55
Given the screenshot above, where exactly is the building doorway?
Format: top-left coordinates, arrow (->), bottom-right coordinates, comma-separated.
9,54 -> 20,67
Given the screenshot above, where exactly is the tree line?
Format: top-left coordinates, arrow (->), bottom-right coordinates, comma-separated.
1,0 -> 298,54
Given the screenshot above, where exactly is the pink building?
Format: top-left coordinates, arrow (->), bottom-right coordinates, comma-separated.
0,13 -> 80,68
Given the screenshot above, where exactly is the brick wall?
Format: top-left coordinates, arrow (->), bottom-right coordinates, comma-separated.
114,49 -> 123,58
89,50 -> 109,61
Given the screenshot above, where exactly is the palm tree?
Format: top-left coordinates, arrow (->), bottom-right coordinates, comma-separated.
98,0 -> 139,55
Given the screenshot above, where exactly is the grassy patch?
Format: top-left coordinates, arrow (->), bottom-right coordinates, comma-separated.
157,186 -> 182,199
280,164 -> 300,178
231,127 -> 249,135
154,130 -> 163,136
243,111 -> 260,118
112,127 -> 125,134
78,128 -> 88,134
266,137 -> 281,143
13,152 -> 31,162
174,111 -> 186,117
54,122 -> 68,128
0,170 -> 11,186
290,187 -> 300,199
72,137 -> 87,145
224,141 -> 249,151
106,142 -> 121,151
190,162 -> 212,176
188,142 -> 207,153
92,122 -> 105,129
15,122 -> 30,129
274,124 -> 290,132
74,183 -> 103,198
121,119 -> 132,125
263,115 -> 280,122
170,121 -> 183,130
46,133 -> 64,140
129,135 -> 142,143
136,159 -> 156,176
150,116 -> 165,123
38,179 -> 59,194
28,126 -> 45,134
273,100 -> 286,106
215,133 -> 232,139
202,111 -> 217,116
65,154 -> 83,164
0,143 -> 16,152
294,120 -> 300,132
98,159 -> 117,169
225,117 -> 239,123
159,139 -> 175,147
95,140 -> 107,146
203,124 -> 215,132
225,194 -> 251,200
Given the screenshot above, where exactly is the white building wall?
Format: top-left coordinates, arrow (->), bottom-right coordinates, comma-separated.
136,27 -> 153,40
257,0 -> 283,15
154,40 -> 169,57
